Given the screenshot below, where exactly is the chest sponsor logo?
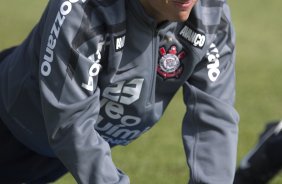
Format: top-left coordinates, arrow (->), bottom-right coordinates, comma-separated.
114,34 -> 126,52
95,78 -> 151,146
102,78 -> 144,105
157,45 -> 186,79
206,43 -> 221,82
179,25 -> 206,48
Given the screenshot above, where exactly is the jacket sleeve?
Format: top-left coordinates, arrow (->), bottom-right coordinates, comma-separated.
39,0 -> 129,183
182,3 -> 239,184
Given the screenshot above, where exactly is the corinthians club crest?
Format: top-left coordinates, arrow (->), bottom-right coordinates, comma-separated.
157,45 -> 186,79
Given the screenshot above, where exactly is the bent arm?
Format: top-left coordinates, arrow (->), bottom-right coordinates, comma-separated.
39,0 -> 129,183
182,7 -> 239,183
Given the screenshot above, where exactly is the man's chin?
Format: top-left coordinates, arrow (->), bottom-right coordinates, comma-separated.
175,12 -> 190,22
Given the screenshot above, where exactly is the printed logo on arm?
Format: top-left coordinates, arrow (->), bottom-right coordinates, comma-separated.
81,47 -> 103,91
178,24 -> 206,49
206,43 -> 221,82
41,0 -> 87,77
178,23 -> 221,82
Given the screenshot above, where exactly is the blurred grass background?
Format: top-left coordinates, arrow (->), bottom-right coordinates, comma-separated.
1,0 -> 282,183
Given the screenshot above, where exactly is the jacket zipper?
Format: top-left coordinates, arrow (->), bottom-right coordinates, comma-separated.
147,27 -> 159,105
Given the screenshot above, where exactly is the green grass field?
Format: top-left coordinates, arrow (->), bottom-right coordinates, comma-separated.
1,0 -> 282,183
